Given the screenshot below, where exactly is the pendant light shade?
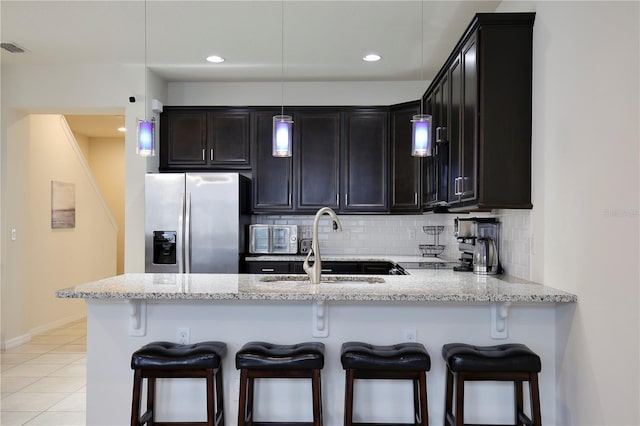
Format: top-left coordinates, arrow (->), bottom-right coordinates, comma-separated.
137,119 -> 155,157
272,0 -> 292,157
411,114 -> 432,157
137,0 -> 156,157
411,0 -> 433,157
272,115 -> 293,157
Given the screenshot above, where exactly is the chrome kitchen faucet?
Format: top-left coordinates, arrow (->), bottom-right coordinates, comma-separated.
303,207 -> 343,284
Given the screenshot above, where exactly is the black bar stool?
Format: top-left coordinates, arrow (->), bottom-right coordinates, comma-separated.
236,341 -> 325,426
442,343 -> 542,426
130,341 -> 227,426
340,342 -> 431,426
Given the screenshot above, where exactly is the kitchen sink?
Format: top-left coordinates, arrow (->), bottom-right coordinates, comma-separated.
259,275 -> 385,284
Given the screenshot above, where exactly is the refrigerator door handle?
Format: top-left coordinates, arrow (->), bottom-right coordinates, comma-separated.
184,193 -> 192,274
177,193 -> 186,273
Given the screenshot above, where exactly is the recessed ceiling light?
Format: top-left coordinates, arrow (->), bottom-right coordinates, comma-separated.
206,55 -> 225,63
363,53 -> 381,62
117,127 -> 126,132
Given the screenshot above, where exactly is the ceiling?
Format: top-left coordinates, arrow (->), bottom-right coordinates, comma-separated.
2,1 -> 502,136
64,115 -> 126,139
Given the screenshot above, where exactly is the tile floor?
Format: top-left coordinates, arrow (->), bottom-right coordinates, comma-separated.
1,319 -> 87,425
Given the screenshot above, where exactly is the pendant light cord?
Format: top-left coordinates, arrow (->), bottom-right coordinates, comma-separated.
144,0 -> 148,120
420,0 -> 424,116
281,0 -> 284,117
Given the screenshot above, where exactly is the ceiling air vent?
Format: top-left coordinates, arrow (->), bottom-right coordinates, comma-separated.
1,42 -> 27,53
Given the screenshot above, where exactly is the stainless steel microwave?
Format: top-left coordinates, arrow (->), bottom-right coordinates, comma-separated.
249,225 -> 298,254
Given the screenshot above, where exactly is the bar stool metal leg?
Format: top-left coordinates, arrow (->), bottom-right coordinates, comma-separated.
416,371 -> 428,426
454,373 -> 465,426
529,373 -> 541,426
312,369 -> 323,426
344,369 -> 355,426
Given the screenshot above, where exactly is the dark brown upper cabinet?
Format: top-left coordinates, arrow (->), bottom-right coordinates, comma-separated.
160,107 -> 250,171
423,12 -> 535,211
390,101 -> 422,213
295,110 -> 341,212
251,110 -> 294,212
342,109 -> 389,213
251,107 -> 388,214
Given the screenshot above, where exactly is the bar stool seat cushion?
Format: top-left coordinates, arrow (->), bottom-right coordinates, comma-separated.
236,341 -> 325,370
442,343 -> 541,373
341,342 -> 431,371
131,341 -> 227,370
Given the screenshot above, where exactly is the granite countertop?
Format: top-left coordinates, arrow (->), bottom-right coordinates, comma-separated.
56,268 -> 577,303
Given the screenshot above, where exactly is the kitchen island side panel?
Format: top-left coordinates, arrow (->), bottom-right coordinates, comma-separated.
86,299 -> 559,425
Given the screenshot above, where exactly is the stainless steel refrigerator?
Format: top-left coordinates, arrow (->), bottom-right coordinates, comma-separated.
145,173 -> 249,273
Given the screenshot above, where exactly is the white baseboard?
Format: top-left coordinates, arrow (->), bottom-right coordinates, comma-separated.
1,313 -> 86,351
29,313 -> 86,336
1,333 -> 31,350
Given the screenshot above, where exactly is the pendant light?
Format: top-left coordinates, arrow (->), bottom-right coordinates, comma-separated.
272,0 -> 293,157
411,0 -> 432,157
137,0 -> 155,157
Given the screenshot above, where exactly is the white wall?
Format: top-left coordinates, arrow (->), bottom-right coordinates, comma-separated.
1,115 -> 118,346
86,137 -> 126,275
529,2 -> 639,424
168,81 -> 427,107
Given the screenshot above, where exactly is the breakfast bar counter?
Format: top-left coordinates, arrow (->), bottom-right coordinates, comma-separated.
57,270 -> 576,426
56,270 -> 576,303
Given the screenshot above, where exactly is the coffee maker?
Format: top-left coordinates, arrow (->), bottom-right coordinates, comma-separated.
453,217 -> 501,274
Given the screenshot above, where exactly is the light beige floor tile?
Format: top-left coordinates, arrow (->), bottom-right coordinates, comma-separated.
2,363 -> 66,378
2,392 -> 14,399
0,411 -> 40,426
48,364 -> 86,378
25,353 -> 85,365
49,344 -> 85,354
70,337 -> 87,345
42,328 -> 86,337
1,376 -> 40,392
3,344 -> 59,354
1,392 -> 69,411
1,353 -> 40,365
24,410 -> 86,425
2,363 -> 20,372
70,357 -> 86,366
20,376 -> 86,393
46,392 -> 86,412
30,335 -> 79,345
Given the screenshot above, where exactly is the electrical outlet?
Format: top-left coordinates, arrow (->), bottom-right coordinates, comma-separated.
403,328 -> 417,342
407,228 -> 416,240
176,327 -> 190,345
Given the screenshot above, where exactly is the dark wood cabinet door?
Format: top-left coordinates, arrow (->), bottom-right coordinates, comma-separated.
162,111 -> 208,166
296,111 -> 341,211
422,94 -> 437,207
460,35 -> 478,203
436,74 -> 450,204
209,111 -> 250,166
391,102 -> 421,212
251,111 -> 293,212
343,110 -> 389,212
448,53 -> 463,203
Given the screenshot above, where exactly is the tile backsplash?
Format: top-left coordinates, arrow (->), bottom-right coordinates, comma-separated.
253,209 -> 532,280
